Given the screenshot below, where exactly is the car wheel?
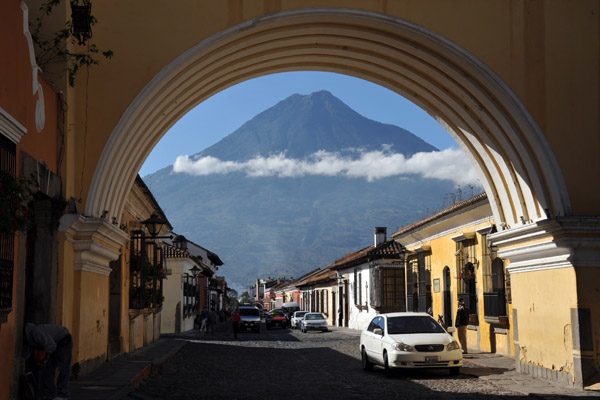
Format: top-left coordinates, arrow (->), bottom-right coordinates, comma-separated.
322,329 -> 327,333
361,348 -> 373,371
383,352 -> 392,376
450,367 -> 460,376
266,324 -> 271,330
255,326 -> 260,333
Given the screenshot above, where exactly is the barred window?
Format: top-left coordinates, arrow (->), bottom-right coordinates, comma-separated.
456,238 -> 477,316
406,252 -> 431,312
0,135 -> 16,312
382,267 -> 405,308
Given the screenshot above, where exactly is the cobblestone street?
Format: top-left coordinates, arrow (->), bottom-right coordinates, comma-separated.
124,322 -> 527,400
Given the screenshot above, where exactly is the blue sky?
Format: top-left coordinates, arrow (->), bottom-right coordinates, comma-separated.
139,71 -> 459,177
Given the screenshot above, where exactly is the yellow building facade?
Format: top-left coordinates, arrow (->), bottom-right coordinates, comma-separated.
392,194 -> 513,357
1,1 -> 598,396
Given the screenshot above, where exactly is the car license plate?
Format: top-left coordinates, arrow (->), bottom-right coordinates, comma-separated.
425,356 -> 439,363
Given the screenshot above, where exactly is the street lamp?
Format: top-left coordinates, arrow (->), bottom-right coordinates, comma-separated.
142,213 -> 167,237
190,265 -> 202,315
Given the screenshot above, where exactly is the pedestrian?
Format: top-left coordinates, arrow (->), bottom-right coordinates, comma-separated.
23,323 -> 73,400
200,307 -> 208,333
232,309 -> 241,339
455,298 -> 469,354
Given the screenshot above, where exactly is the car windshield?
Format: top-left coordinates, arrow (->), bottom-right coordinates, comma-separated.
239,308 -> 259,317
305,313 -> 324,320
387,316 -> 446,334
295,312 -> 307,317
270,310 -> 285,316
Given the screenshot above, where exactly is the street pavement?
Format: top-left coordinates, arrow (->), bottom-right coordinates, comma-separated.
68,322 -> 599,400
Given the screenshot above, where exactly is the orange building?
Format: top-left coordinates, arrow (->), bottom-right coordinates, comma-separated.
0,1 -> 61,398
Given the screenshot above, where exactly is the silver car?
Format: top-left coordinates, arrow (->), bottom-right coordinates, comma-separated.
299,312 -> 328,333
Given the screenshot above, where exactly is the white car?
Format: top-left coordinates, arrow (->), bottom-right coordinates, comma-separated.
291,311 -> 307,329
360,312 -> 462,375
299,312 -> 328,333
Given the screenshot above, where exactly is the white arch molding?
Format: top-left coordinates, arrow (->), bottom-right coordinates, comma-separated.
87,8 -> 571,228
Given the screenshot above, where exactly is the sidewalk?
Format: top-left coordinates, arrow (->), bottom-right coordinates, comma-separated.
461,350 -> 600,398
69,337 -> 187,400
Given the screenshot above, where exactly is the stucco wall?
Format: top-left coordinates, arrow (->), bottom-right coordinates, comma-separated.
512,268 -> 578,377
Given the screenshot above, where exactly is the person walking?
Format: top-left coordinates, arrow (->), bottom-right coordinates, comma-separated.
200,308 -> 209,333
232,309 -> 241,339
455,298 -> 469,354
23,323 -> 73,400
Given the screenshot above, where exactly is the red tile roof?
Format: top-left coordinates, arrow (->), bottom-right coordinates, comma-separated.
329,240 -> 405,270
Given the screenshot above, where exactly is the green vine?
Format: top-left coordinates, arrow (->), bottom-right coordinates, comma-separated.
30,0 -> 113,86
0,172 -> 35,234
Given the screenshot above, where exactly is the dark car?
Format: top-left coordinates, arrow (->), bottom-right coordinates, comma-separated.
265,309 -> 287,329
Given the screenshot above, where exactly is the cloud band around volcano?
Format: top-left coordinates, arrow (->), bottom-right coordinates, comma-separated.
172,147 -> 480,186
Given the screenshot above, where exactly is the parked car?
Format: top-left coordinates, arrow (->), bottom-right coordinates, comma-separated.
299,313 -> 328,333
282,302 -> 300,327
265,309 -> 287,329
290,311 -> 307,329
360,312 -> 462,375
238,306 -> 261,333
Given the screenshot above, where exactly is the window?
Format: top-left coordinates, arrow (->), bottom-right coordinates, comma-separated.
358,272 -> 362,306
129,232 -> 164,309
406,252 -> 431,312
482,233 -> 507,319
0,135 -> 16,314
370,261 -> 405,311
456,238 -> 477,317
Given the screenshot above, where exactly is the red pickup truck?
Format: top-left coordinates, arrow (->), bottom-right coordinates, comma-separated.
265,309 -> 287,329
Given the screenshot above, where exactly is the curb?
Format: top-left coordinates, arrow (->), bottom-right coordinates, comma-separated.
128,340 -> 187,391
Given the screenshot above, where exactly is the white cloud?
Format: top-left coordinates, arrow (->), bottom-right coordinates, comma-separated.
172,147 -> 480,186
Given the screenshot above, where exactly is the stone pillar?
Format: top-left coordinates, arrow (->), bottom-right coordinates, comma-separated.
59,214 -> 129,375
492,217 -> 600,389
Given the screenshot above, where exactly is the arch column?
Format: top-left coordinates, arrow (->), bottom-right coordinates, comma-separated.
492,218 -> 600,388
59,214 -> 129,374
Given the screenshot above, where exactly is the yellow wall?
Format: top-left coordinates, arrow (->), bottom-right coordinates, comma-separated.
57,233 -> 75,330
512,268 -> 578,376
72,271 -> 110,365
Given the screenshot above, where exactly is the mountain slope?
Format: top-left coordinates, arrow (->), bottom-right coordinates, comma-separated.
145,91 -> 455,291
196,90 -> 437,160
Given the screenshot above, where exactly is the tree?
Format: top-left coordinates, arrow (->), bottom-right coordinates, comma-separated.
239,291 -> 251,305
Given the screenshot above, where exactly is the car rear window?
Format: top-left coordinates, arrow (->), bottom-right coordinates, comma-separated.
305,313 -> 324,320
387,316 -> 445,334
239,308 -> 260,316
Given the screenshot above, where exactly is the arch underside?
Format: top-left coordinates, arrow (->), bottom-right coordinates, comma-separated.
87,9 -> 570,229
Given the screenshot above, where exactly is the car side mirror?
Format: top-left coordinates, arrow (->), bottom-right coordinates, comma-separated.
373,328 -> 383,336
447,327 -> 456,333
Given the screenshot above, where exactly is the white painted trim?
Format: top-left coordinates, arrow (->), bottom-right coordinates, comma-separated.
492,217 -> 600,274
475,225 -> 495,235
20,1 -> 45,132
59,214 -> 130,276
0,106 -> 27,144
399,216 -> 492,249
451,232 -> 476,242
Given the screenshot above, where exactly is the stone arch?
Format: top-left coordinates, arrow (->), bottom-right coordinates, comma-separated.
86,8 -> 570,228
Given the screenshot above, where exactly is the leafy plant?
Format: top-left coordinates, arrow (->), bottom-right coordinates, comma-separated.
30,0 -> 113,86
0,172 -> 35,234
